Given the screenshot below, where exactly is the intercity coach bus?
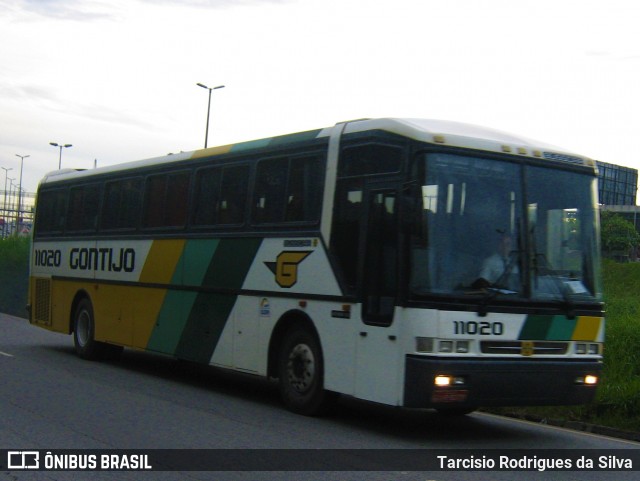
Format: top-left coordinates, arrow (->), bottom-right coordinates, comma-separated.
28,118 -> 604,415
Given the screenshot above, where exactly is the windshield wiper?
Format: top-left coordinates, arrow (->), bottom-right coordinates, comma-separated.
532,252 -> 578,319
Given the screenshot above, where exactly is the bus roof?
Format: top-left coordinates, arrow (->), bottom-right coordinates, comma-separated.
39,118 -> 595,185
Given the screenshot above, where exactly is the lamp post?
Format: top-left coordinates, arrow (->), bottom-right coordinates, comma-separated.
1,167 -> 12,238
15,154 -> 29,234
7,178 -> 14,235
49,142 -> 72,169
196,83 -> 225,148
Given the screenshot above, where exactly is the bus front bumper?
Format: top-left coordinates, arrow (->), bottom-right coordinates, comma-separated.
403,355 -> 601,409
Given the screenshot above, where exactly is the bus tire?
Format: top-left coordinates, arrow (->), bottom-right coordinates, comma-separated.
277,326 -> 335,416
73,298 -> 106,361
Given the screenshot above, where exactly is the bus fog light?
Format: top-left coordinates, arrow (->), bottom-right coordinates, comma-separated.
435,375 -> 451,387
439,341 -> 453,353
416,337 -> 434,353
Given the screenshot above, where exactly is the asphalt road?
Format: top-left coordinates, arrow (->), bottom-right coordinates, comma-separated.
1,312 -> 638,481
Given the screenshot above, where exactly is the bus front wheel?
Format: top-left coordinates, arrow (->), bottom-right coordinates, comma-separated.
277,326 -> 335,416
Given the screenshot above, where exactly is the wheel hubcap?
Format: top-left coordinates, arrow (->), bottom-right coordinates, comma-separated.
287,343 -> 315,393
77,310 -> 90,346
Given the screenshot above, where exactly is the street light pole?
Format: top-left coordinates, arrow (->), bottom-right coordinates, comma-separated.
196,83 -> 225,148
7,178 -> 14,235
15,154 -> 29,234
1,166 -> 12,238
49,142 -> 72,169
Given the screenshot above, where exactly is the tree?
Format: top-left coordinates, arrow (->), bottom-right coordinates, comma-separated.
600,211 -> 640,260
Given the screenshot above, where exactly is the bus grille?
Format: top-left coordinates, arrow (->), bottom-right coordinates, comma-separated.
480,341 -> 568,356
34,278 -> 52,325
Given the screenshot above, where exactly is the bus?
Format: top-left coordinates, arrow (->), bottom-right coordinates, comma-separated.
28,118 -> 604,415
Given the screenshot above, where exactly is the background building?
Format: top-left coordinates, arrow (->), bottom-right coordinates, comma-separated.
597,160 -> 638,206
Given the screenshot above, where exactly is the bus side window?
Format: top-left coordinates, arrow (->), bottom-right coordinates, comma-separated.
34,189 -> 67,236
193,167 -> 222,226
331,179 -> 364,291
67,184 -> 100,233
284,156 -> 322,223
101,178 -> 142,231
143,172 -> 190,229
218,165 -> 248,225
253,158 -> 288,224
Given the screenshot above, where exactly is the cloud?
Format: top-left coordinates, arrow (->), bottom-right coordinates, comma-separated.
5,0 -> 122,21
135,0 -> 291,8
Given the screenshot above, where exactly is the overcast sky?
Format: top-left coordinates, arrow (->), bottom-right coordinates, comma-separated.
1,0 -> 639,194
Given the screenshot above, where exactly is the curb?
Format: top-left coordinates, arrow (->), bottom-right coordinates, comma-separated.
501,412 -> 640,443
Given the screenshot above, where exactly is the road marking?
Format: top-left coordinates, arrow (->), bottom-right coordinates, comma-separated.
0,351 -> 14,357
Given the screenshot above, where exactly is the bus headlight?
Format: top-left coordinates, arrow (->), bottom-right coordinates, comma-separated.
584,375 -> 598,385
575,375 -> 598,385
434,375 -> 466,387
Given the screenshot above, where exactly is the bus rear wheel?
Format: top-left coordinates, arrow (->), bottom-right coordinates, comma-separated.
73,298 -> 116,360
277,326 -> 335,416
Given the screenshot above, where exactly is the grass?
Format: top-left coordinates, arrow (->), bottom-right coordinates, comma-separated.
0,236 -> 30,318
592,261 -> 640,428
1,238 -> 639,432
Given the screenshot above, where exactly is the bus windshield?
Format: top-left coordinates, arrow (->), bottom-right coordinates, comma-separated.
409,152 -> 602,303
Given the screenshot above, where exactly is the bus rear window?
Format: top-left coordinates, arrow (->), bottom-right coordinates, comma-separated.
34,189 -> 67,236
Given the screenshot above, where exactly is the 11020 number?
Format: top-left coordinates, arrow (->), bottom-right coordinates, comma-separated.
453,320 -> 504,336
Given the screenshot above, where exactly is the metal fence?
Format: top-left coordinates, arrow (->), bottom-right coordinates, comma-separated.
1,190 -> 35,238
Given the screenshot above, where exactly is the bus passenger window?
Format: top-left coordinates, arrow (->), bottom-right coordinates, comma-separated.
143,172 -> 190,229
67,184 -> 100,233
253,158 -> 288,224
193,168 -> 221,226
34,189 -> 67,236
218,165 -> 248,225
285,156 -> 321,222
101,178 -> 142,231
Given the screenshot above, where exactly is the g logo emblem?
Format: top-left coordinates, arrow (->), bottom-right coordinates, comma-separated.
521,341 -> 534,357
264,251 -> 312,288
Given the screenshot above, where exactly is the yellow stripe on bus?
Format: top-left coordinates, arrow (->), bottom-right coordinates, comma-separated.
572,316 -> 602,341
190,144 -> 234,159
139,239 -> 186,284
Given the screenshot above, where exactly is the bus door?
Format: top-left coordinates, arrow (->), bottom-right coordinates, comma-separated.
355,183 -> 401,404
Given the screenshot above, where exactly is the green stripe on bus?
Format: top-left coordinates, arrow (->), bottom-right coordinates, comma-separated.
174,238 -> 263,363
146,239 -> 219,354
546,316 -> 577,340
519,314 -> 578,341
229,130 -> 322,153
